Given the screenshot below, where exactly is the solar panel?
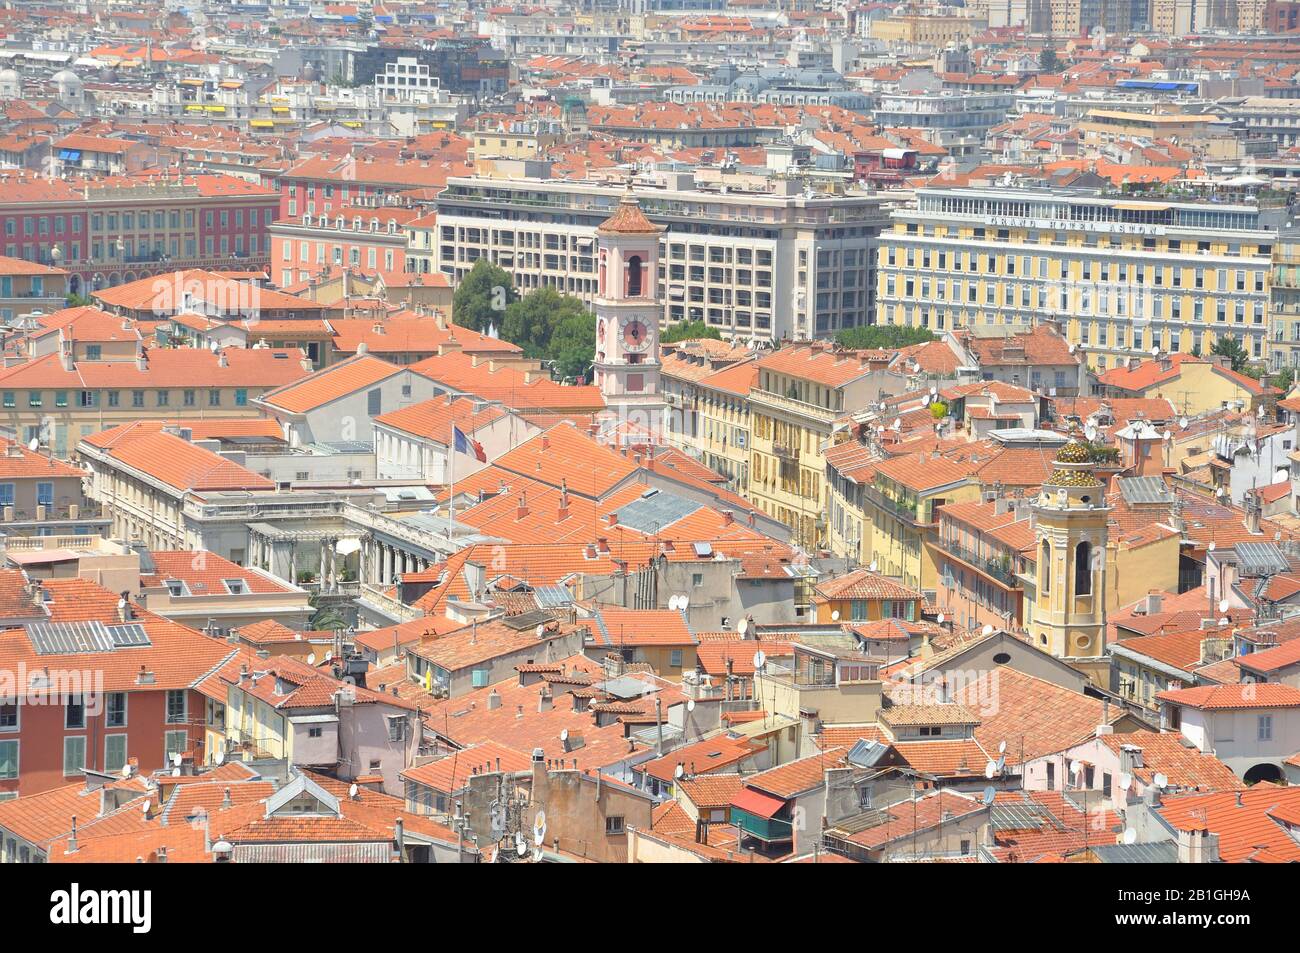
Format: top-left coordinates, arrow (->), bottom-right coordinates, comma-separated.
27,621 -> 116,655
107,623 -> 152,648
613,492 -> 701,535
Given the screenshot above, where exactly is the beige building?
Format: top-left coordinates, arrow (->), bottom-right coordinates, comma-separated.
870,11 -> 986,45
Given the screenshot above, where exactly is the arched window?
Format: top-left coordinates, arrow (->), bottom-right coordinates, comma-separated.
1075,541 -> 1092,596
1040,540 -> 1051,594
627,255 -> 643,297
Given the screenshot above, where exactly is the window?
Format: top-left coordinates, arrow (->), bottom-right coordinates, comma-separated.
1039,540 -> 1051,594
164,730 -> 187,760
1074,541 -> 1092,596
208,389 -> 221,407
235,388 -> 248,407
0,484 -> 11,507
367,388 -> 382,416
63,736 -> 86,776
308,726 -> 323,738
670,649 -> 683,668
165,689 -> 187,724
1259,715 -> 1273,741
0,702 -> 15,730
605,816 -> 626,835
104,734 -> 127,774
0,740 -> 15,780
1045,760 -> 1055,791
65,695 -> 85,729
106,692 -> 127,728
387,716 -> 406,742
36,482 -> 52,507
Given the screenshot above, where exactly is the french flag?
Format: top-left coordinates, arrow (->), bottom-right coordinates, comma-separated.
452,424 -> 487,462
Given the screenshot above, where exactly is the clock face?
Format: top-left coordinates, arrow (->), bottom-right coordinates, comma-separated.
622,318 -> 649,350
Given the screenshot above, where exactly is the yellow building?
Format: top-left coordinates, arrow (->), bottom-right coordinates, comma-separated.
825,438 -> 878,567
1098,353 -> 1275,417
870,12 -> 986,45
812,567 -> 923,624
876,186 -> 1277,373
749,343 -> 903,549
867,451 -> 980,592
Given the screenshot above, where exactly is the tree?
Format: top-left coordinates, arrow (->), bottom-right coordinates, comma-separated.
453,258 -> 517,332
1270,367 -> 1295,394
929,400 -> 948,420
499,286 -> 587,357
551,312 -> 597,381
662,319 -> 721,344
834,324 -> 935,350
1039,47 -> 1061,73
1210,336 -> 1249,373
64,292 -> 94,308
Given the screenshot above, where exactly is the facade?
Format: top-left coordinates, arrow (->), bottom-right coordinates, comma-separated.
877,187 -> 1278,371
434,171 -> 891,342
270,205 -> 419,288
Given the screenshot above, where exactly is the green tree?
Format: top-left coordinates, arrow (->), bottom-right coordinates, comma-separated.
453,258 -> 517,332
551,312 -> 597,381
1270,367 -> 1295,394
929,400 -> 948,420
500,286 -> 588,356
662,319 -> 722,344
1039,47 -> 1061,73
64,292 -> 95,308
1210,336 -> 1249,373
834,324 -> 935,350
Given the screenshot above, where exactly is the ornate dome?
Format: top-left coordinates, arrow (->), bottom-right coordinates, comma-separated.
1055,440 -> 1091,464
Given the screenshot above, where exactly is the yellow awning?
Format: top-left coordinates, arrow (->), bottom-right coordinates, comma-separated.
1113,202 -> 1170,212
180,78 -> 204,86
250,120 -> 273,128
204,105 -> 225,113
184,104 -> 203,112
341,121 -> 361,128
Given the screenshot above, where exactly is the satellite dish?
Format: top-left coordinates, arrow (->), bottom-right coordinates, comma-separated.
981,624 -> 994,637
998,741 -> 1007,754
937,613 -> 945,624
1207,541 -> 1216,552
27,437 -> 39,452
1122,828 -> 1138,845
981,786 -> 996,805
531,846 -> 543,862
1084,424 -> 1098,441
830,609 -> 840,622
1153,772 -> 1168,790
533,810 -> 547,846
879,401 -> 887,410
1218,598 -> 1230,614
349,783 -> 359,798
1150,346 -> 1160,357
171,752 -> 182,766
929,386 -> 937,397
687,698 -> 695,712
560,728 -> 569,743
674,763 -> 685,779
171,767 -> 181,777
1068,343 -> 1076,354
515,834 -> 527,857
1069,760 -> 1082,778
121,763 -> 132,778
535,624 -> 545,638
142,800 -> 152,815
1179,417 -> 1189,429
1118,771 -> 1132,791
1274,469 -> 1290,485
892,418 -> 901,431
214,749 -> 225,765
984,760 -> 997,779
737,617 -> 749,635
325,650 -> 334,661
1218,617 -> 1229,626
869,560 -> 878,572
752,649 -> 767,670
335,538 -> 362,556
307,653 -> 316,665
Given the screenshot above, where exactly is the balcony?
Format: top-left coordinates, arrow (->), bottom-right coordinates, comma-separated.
751,387 -> 838,423
772,441 -> 800,462
730,808 -> 793,843
932,538 -> 1020,589
1,502 -> 105,525
862,483 -> 924,525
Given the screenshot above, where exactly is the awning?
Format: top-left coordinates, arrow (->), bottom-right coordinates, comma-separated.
730,787 -> 786,819
58,149 -> 81,161
250,120 -> 273,129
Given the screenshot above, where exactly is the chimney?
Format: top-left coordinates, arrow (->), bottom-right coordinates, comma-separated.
217,349 -> 228,368
1245,495 -> 1261,535
1144,591 -> 1163,616
221,787 -> 232,809
516,491 -> 529,521
721,510 -> 734,526
557,479 -> 570,521
394,817 -> 405,860
1177,827 -> 1220,864
117,591 -> 133,622
607,512 -> 619,527
487,689 -> 501,710
538,688 -> 553,713
1096,697 -> 1112,735
540,433 -> 549,452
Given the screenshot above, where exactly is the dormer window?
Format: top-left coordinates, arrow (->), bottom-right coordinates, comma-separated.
165,579 -> 187,597
223,578 -> 247,595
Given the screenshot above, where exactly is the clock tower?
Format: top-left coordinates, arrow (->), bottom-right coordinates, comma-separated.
593,189 -> 665,442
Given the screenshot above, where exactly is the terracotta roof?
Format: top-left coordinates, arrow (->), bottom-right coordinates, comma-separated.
815,568 -> 921,602
258,354 -> 402,414
1156,683 -> 1300,710
1158,788 -> 1300,863
596,193 -> 661,235
744,749 -> 845,799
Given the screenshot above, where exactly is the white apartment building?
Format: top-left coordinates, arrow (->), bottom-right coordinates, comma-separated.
876,186 -> 1281,371
433,170 -> 893,343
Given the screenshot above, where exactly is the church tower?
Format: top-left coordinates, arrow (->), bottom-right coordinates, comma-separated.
593,190 -> 665,442
1029,437 -> 1111,683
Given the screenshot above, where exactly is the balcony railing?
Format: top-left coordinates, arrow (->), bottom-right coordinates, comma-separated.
933,538 -> 1020,588
862,483 -> 924,525
730,808 -> 793,843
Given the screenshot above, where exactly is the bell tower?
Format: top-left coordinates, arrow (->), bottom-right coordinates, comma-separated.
593,189 -> 665,442
1029,437 -> 1111,684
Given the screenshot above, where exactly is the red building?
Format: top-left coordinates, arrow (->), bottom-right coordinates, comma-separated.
0,574 -> 232,798
1265,0 -> 1300,31
269,205 -> 419,287
0,171 -> 278,298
